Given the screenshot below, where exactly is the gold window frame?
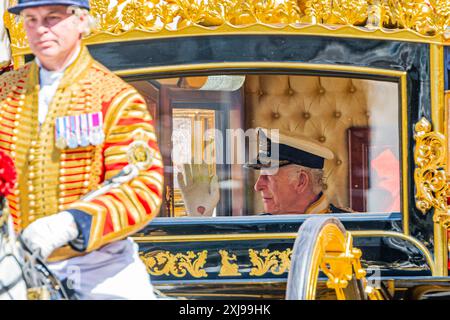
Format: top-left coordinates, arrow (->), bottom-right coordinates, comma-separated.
117,62 -> 409,231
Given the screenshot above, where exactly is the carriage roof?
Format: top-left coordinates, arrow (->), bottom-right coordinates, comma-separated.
3,0 -> 450,63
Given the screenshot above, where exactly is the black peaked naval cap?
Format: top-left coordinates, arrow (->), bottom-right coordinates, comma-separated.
245,128 -> 334,170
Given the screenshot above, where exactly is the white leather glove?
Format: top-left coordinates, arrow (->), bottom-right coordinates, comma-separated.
177,163 -> 220,217
21,211 -> 79,261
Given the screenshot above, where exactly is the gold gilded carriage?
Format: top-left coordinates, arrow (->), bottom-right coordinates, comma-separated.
3,0 -> 450,300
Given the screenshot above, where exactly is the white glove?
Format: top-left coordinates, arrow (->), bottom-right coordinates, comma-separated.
21,211 -> 79,261
177,163 -> 220,217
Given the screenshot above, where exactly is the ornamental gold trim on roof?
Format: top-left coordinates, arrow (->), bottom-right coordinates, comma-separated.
4,0 -> 450,55
413,117 -> 448,216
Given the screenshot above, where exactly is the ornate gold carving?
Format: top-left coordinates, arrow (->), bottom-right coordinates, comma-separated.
248,248 -> 292,276
292,218 -> 376,300
386,0 -> 450,36
4,0 -> 450,55
3,7 -> 26,48
385,0 -> 433,35
304,0 -> 332,24
320,233 -> 367,300
430,0 -> 450,37
140,250 -> 208,278
218,250 -> 241,276
331,0 -> 368,25
413,117 -> 448,215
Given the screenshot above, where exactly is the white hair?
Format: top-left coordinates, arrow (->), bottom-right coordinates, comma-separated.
69,6 -> 97,37
286,164 -> 324,195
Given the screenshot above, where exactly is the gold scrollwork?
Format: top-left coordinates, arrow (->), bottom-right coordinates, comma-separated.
218,250 -> 241,277
431,0 -> 450,36
386,0 -> 450,36
413,117 -> 448,216
330,0 -> 368,26
4,0 -> 450,54
385,0 -> 433,35
140,250 -> 208,278
248,248 -> 292,276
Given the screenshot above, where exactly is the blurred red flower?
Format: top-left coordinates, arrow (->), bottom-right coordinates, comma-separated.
0,150 -> 17,198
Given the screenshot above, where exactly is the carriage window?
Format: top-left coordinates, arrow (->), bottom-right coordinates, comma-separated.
130,74 -> 401,217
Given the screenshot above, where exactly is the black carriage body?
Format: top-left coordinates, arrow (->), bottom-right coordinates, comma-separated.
136,213 -> 434,299
82,35 -> 439,299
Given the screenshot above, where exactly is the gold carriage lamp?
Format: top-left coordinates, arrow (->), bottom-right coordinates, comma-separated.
3,0 -> 450,68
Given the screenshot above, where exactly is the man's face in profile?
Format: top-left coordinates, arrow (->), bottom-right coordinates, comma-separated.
254,165 -> 305,214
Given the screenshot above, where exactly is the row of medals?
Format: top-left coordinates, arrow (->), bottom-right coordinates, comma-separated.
55,112 -> 105,149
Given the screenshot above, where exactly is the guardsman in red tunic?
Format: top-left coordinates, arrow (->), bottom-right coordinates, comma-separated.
1,0 -> 164,299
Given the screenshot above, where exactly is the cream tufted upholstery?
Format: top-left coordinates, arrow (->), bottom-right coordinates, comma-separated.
244,75 -> 399,212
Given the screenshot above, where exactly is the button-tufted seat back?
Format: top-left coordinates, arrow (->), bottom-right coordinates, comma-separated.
244,75 -> 399,212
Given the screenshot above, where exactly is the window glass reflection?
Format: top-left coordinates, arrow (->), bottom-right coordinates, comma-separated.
130,74 -> 400,217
